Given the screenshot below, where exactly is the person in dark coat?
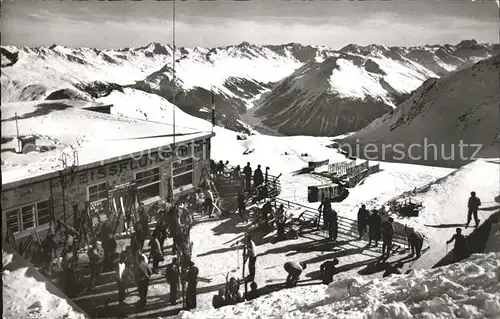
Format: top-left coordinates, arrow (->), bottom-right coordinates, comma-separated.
116,253 -> 127,305
217,160 -> 225,176
381,217 -> 395,258
243,162 -> 252,191
383,262 -> 403,278
253,165 -> 264,189
153,220 -> 168,254
243,235 -> 257,281
149,234 -> 163,274
41,233 -> 58,275
165,258 -> 180,305
186,261 -> 199,310
136,255 -> 152,308
212,289 -> 226,309
87,245 -> 101,291
103,233 -> 117,271
284,261 -> 306,287
225,277 -> 243,304
446,228 -> 468,262
237,190 -> 246,218
62,251 -> 77,297
466,191 -> 481,228
320,258 -> 339,285
139,204 -> 149,239
407,229 -> 424,258
330,209 -> 338,241
233,165 -> 241,180
318,196 -> 332,231
368,210 -> 382,247
357,204 -> 369,239
133,220 -> 145,252
261,200 -> 272,223
276,208 -> 287,241
247,281 -> 259,300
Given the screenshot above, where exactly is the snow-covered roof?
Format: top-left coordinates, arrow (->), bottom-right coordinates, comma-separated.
1,101 -> 213,188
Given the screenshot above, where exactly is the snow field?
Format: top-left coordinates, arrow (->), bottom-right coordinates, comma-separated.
180,252 -> 500,319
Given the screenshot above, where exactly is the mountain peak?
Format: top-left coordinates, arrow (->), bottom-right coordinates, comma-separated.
236,41 -> 253,47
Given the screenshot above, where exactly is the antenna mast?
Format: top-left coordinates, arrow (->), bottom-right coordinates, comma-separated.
172,0 -> 176,147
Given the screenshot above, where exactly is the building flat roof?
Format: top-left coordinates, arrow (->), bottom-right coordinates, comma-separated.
1,100 -> 213,188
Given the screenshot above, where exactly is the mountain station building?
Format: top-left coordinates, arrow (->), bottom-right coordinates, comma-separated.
1,100 -> 214,247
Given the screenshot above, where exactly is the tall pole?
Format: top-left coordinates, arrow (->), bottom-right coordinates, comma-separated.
172,0 -> 176,147
15,112 -> 20,153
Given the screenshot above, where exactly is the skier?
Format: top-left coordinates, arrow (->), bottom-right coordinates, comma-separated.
116,253 -> 127,306
237,190 -> 246,218
136,254 -> 152,308
212,289 -> 226,309
330,209 -> 339,241
247,281 -> 259,300
381,217 -> 395,258
243,235 -> 257,281
407,229 -> 424,258
446,228 -> 468,262
62,250 -> 77,297
86,244 -> 101,291
466,191 -> 481,228
233,165 -> 242,180
368,210 -> 382,247
133,220 -> 145,252
204,188 -> 215,218
276,208 -> 287,241
153,220 -> 168,254
102,233 -> 117,271
225,277 -> 243,305
217,160 -> 225,176
139,204 -> 149,239
318,196 -> 332,229
165,258 -> 180,305
357,204 -> 369,239
284,261 -> 307,287
382,262 -> 403,278
320,258 -> 339,285
253,165 -> 264,190
149,233 -> 163,274
261,200 -> 273,223
243,162 -> 252,191
41,233 -> 58,275
186,261 -> 199,309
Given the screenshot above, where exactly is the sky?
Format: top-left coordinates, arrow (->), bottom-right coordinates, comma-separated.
1,1 -> 498,50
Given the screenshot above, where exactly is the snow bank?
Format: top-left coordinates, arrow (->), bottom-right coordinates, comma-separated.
180,252 -> 500,319
2,245 -> 88,319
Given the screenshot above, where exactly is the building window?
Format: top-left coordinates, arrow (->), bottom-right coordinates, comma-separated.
4,200 -> 52,235
172,158 -> 194,189
194,140 -> 204,160
135,167 -> 161,202
89,182 -> 108,203
88,182 -> 108,217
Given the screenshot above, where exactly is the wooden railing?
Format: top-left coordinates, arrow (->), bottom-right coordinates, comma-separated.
275,197 -> 416,249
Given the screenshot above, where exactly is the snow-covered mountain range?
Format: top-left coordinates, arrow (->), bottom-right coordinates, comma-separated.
336,54 -> 500,168
1,40 -> 498,135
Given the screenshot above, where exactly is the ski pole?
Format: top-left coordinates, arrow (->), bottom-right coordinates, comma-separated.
445,243 -> 448,254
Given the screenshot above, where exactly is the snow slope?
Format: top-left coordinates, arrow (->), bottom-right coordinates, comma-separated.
2,244 -> 88,319
337,54 -> 500,168
383,158 -> 500,270
253,40 -> 498,136
180,252 -> 500,319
